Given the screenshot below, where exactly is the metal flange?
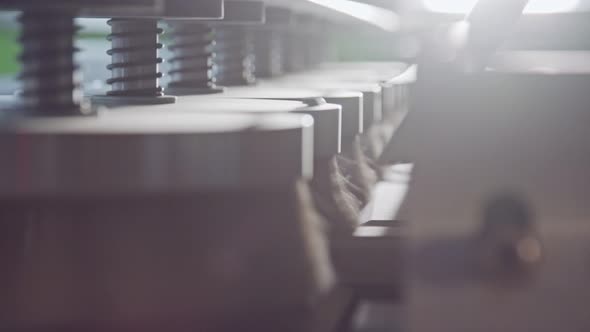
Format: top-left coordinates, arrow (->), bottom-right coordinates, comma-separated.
213,0 -> 266,24
0,0 -> 163,15
219,86 -> 363,145
81,0 -> 223,19
0,112 -> 314,197
270,78 -> 382,131
111,96 -> 341,158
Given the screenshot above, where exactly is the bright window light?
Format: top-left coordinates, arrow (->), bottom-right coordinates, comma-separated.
306,0 -> 400,31
423,0 -> 580,14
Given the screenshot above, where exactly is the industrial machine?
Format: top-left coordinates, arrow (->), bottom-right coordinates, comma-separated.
1,0 -> 589,331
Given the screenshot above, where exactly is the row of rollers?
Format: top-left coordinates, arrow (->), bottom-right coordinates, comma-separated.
0,1 -> 413,331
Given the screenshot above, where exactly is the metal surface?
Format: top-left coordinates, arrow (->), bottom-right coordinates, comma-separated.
318,90 -> 364,145
294,102 -> 342,157
221,86 -> 325,100
0,112 -> 314,197
390,50 -> 590,332
0,182 -> 334,331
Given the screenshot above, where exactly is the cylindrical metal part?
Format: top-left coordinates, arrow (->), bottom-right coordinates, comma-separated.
214,26 -> 256,86
254,28 -> 284,78
167,22 -> 223,94
302,16 -> 323,68
222,85 -> 375,187
106,18 -> 164,97
18,9 -> 83,116
0,113 -> 334,331
115,97 -> 362,231
322,91 -> 364,147
284,28 -> 306,72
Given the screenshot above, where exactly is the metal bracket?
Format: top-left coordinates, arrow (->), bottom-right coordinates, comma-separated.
0,0 -> 164,16
210,1 -> 266,25
82,0 -> 224,19
265,6 -> 294,27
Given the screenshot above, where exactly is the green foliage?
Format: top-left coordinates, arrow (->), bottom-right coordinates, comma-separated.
0,29 -> 19,75
0,29 -> 106,76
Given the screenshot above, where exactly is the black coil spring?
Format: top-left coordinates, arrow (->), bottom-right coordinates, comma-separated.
106,18 -> 164,97
254,29 -> 284,78
317,20 -> 334,65
214,27 -> 256,86
306,18 -> 327,68
284,29 -> 306,73
168,23 -> 219,92
18,10 -> 82,116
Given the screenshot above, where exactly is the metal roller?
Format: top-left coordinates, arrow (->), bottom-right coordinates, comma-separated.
167,23 -> 224,95
272,62 -> 413,160
217,86 -> 378,205
200,87 -> 375,229
105,96 -> 366,232
0,112 -> 336,331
